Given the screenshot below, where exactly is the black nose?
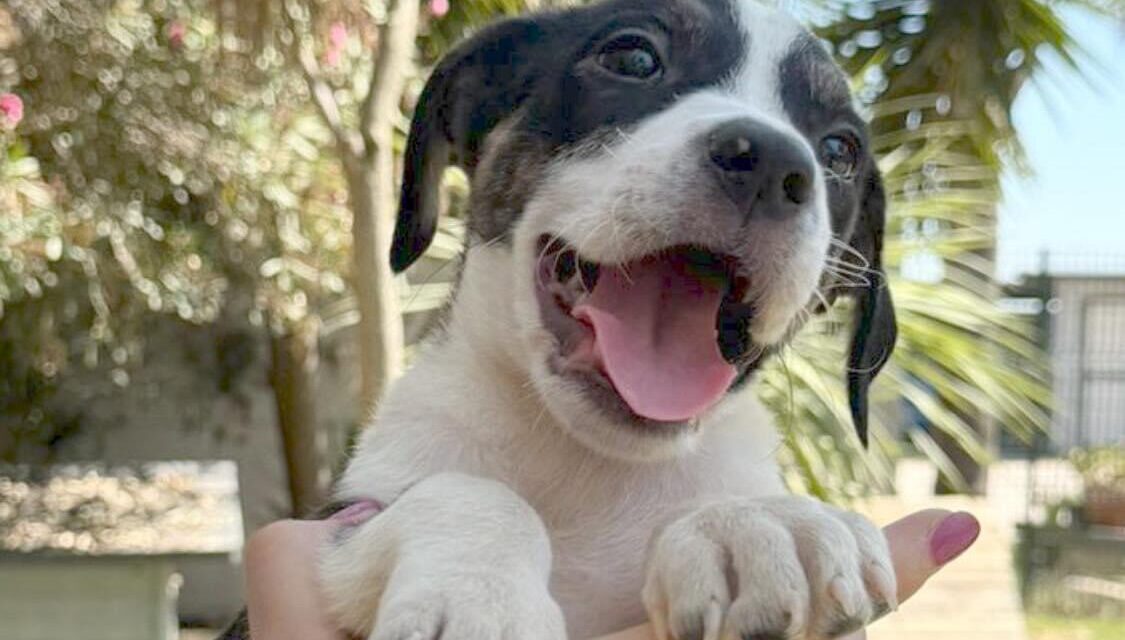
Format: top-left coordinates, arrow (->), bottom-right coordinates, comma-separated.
707,118 -> 815,219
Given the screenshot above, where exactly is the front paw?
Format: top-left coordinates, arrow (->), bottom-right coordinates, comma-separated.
643,496 -> 895,640
371,568 -> 566,640
321,473 -> 566,640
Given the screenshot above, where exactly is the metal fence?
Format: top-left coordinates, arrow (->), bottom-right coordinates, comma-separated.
1001,252 -> 1125,618
1003,252 -> 1125,455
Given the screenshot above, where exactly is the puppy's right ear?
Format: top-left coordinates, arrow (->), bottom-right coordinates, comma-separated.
392,18 -> 551,272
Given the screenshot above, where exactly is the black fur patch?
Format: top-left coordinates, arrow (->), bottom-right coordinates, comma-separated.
779,34 -> 870,244
779,36 -> 897,445
394,0 -> 750,269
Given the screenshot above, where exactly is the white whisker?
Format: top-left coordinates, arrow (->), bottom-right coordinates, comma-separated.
828,237 -> 872,270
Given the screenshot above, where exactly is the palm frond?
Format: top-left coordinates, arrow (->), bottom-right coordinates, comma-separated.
768,0 -> 1080,499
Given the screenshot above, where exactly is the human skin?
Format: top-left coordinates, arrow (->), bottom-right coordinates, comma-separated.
244,507 -> 980,640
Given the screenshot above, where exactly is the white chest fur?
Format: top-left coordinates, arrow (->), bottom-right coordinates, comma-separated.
337,329 -> 786,637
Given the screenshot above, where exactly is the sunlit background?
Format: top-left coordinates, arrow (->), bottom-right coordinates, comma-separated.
998,4 -> 1125,279
1,1 -> 1123,639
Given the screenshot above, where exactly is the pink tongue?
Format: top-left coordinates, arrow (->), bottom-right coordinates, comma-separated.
572,253 -> 737,422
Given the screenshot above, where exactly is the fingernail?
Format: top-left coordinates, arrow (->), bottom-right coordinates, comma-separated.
330,500 -> 383,526
930,511 -> 980,566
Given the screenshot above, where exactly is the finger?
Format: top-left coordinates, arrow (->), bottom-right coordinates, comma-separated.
837,510 -> 981,640
594,509 -> 981,640
883,509 -> 980,603
245,520 -> 348,640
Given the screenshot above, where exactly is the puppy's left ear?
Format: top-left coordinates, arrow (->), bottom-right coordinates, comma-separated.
845,170 -> 897,447
392,17 -> 552,272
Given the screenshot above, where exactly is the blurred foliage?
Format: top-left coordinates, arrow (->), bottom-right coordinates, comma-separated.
0,462 -> 237,555
770,0 -> 1123,500
1071,447 -> 1125,491
0,0 -> 352,456
1027,615 -> 1125,640
765,0 -> 1085,499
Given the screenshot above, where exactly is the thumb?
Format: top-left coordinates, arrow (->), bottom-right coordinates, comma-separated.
835,509 -> 981,640
884,509 -> 981,604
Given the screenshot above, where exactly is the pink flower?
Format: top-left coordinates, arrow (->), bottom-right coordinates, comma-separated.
429,0 -> 450,18
323,22 -> 348,67
329,22 -> 348,48
0,93 -> 23,128
167,21 -> 186,49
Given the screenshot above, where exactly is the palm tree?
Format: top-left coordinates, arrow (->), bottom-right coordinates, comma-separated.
765,0 -> 1124,498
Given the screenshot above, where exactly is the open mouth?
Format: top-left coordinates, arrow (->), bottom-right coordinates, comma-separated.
535,235 -> 756,424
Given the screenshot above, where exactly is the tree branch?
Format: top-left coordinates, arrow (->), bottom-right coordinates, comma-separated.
284,7 -> 362,162
359,0 -> 420,159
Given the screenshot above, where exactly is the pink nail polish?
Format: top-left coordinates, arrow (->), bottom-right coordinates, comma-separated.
330,500 -> 384,526
930,511 -> 980,566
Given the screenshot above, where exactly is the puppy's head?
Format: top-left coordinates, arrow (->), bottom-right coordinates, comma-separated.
394,0 -> 896,461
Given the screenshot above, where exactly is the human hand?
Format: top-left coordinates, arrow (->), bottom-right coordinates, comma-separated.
244,503 -> 382,640
600,509 -> 981,640
242,508 -> 979,640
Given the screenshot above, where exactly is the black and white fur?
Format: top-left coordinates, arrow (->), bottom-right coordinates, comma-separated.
226,1 -> 898,639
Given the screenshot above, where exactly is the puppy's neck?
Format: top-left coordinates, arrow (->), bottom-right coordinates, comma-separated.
444,245 -> 537,383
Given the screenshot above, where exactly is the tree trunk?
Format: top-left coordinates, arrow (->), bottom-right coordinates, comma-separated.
350,0 -> 419,412
348,165 -> 406,414
269,319 -> 328,517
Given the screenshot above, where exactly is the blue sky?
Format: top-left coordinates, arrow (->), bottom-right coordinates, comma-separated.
997,7 -> 1125,281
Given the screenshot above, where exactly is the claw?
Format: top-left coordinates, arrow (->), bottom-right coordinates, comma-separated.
827,576 -> 861,619
703,599 -> 723,640
864,563 -> 897,614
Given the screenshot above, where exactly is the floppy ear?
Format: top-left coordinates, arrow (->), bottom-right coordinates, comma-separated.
845,170 -> 897,447
392,18 -> 551,273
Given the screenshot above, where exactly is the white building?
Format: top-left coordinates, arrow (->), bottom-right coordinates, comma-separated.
1047,275 -> 1125,452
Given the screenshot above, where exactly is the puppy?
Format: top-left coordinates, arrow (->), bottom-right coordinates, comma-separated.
226,0 -> 898,638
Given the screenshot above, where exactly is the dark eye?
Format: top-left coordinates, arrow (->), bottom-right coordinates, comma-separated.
819,134 -> 861,179
596,32 -> 663,81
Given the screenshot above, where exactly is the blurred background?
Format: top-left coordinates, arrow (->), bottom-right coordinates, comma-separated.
0,0 -> 1122,638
